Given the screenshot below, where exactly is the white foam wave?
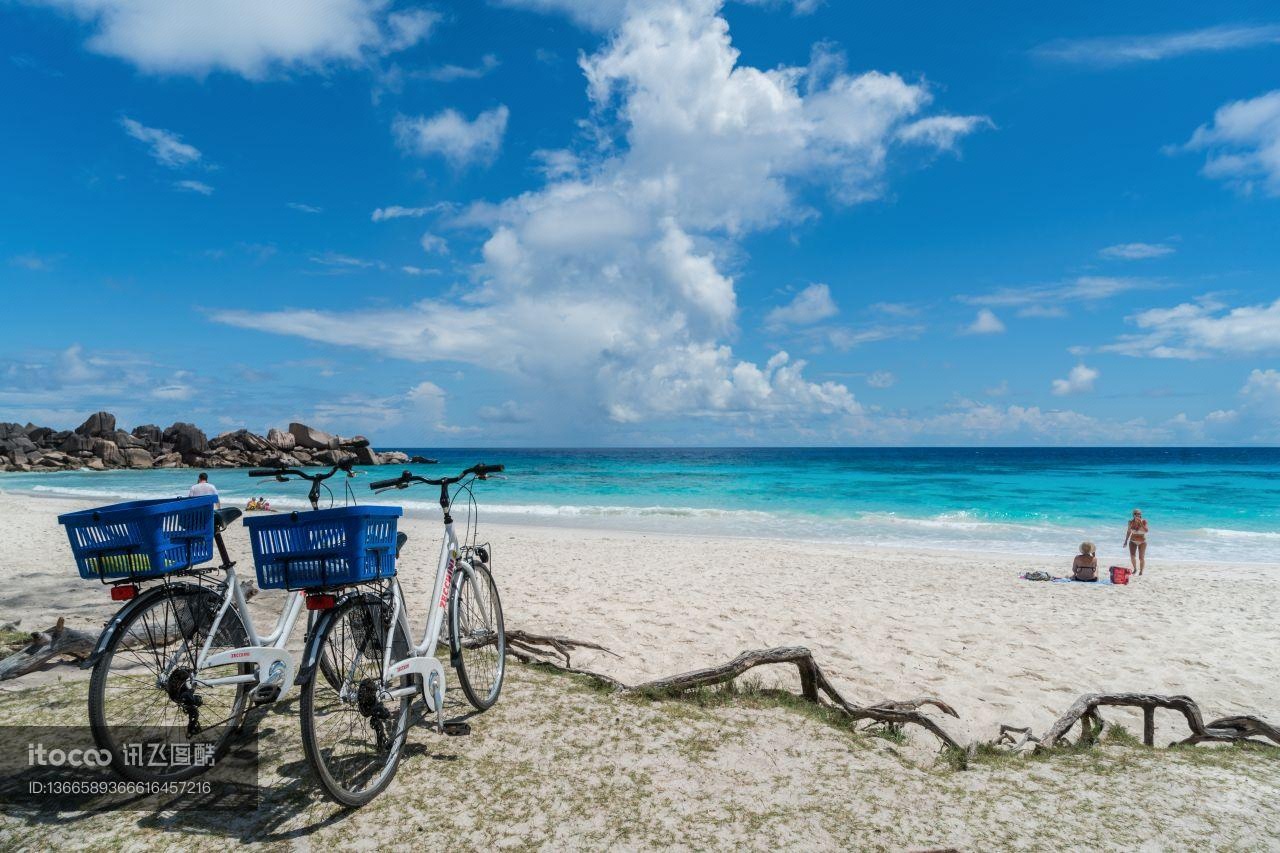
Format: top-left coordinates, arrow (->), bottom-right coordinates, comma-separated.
7,477 -> 1279,564
1192,527 -> 1280,541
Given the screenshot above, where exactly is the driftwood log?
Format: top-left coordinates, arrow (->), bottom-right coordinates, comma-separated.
3,621 -> 1277,760
0,611 -> 202,681
503,634 -> 963,750
0,618 -> 96,680
1037,692 -> 1280,750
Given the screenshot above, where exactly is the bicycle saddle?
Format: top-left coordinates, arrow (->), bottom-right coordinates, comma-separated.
395,532 -> 408,559
214,507 -> 242,532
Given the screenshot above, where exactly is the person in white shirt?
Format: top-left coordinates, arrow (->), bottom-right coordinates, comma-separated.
188,472 -> 220,506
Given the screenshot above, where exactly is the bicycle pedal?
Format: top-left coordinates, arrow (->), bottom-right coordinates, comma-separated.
251,685 -> 282,705
442,721 -> 471,737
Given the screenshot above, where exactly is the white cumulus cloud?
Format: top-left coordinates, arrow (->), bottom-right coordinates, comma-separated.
1242,368 -> 1280,398
393,106 -> 510,168
32,0 -> 438,78
419,233 -> 449,255
765,284 -> 838,328
1052,363 -> 1099,395
1103,297 -> 1280,359
215,0 -> 982,435
964,308 -> 1005,335
1182,89 -> 1280,196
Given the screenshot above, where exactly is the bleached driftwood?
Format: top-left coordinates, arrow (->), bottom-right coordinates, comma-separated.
0,618 -> 96,680
0,612 -> 193,681
1031,692 -> 1280,750
504,636 -> 963,750
4,619 -> 1276,761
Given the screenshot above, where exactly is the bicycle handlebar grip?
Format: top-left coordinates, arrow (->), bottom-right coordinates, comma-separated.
475,463 -> 504,476
248,469 -> 282,477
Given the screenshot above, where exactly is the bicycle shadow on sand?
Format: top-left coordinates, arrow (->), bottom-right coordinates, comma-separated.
6,693 -> 480,844
138,695 -> 482,844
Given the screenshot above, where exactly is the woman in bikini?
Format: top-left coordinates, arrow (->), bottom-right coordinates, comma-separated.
1124,509 -> 1148,575
1072,542 -> 1098,582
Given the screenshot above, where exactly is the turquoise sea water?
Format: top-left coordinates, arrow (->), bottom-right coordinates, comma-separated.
4,448 -> 1279,564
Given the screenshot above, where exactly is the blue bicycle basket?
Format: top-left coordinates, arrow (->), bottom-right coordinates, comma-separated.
58,495 -> 217,581
244,505 -> 402,590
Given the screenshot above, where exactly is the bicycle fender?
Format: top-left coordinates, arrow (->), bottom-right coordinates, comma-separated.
447,560 -> 478,667
293,590 -> 381,686
80,581 -> 209,669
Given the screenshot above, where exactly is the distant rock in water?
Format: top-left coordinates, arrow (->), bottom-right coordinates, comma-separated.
0,413 -> 419,472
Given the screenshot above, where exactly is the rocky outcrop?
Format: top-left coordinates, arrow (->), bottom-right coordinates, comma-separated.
132,424 -> 163,445
164,422 -> 208,457
75,411 -> 116,438
0,412 -> 429,472
266,427 -> 295,451
288,422 -> 338,450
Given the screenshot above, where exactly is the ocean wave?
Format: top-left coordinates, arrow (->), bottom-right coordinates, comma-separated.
30,484 -> 172,501
1192,527 -> 1280,541
6,477 -> 1278,564
481,502 -> 776,521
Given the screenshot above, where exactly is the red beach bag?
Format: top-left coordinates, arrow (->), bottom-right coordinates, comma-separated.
1109,566 -> 1131,585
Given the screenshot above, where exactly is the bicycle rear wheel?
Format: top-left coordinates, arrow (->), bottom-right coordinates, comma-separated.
450,562 -> 505,711
88,584 -> 249,782
299,594 -> 411,808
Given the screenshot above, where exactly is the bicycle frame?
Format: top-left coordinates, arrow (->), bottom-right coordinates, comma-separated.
294,463 -> 501,733
379,516 -> 467,713
194,566 -> 308,694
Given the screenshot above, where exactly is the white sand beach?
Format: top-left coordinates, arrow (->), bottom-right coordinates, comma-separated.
3,492 -> 1277,743
1,491 -> 1278,849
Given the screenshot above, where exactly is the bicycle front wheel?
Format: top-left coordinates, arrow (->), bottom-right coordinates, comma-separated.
450,562 -> 505,711
88,584 -> 249,782
299,594 -> 411,808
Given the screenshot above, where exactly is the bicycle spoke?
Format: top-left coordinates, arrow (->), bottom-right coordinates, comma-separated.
452,565 -> 505,710
89,587 -> 249,783
301,596 -> 409,806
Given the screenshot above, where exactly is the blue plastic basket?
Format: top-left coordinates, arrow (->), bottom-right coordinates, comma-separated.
58,496 -> 217,581
244,505 -> 402,591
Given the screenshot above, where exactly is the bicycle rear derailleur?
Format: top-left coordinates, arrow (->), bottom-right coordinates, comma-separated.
167,667 -> 203,736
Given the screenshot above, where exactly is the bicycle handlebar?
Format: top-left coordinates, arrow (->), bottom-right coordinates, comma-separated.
369,463 -> 504,492
248,462 -> 354,482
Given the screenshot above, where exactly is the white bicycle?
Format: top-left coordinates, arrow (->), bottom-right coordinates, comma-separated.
85,462 -> 355,782
295,463 -> 506,807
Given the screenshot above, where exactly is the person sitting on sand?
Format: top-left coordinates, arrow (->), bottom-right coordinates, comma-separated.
246,497 -> 259,511
260,497 -> 271,511
1071,542 -> 1098,582
1124,509 -> 1148,576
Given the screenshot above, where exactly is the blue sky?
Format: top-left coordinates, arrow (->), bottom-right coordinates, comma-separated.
2,0 -> 1279,446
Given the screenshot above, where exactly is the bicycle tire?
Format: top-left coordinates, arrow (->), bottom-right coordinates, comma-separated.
299,594 -> 411,808
449,562 -> 505,711
88,585 -> 250,783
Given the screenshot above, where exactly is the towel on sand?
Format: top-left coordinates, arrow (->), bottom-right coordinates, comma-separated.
1020,571 -> 1117,585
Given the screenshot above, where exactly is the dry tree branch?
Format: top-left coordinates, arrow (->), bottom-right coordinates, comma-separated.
993,692 -> 1280,753
0,618 -> 96,680
503,638 -> 963,750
